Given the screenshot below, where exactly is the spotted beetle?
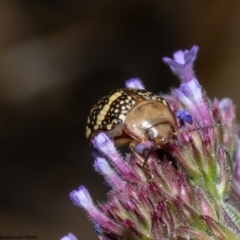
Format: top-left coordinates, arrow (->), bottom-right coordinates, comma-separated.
86,88 -> 178,165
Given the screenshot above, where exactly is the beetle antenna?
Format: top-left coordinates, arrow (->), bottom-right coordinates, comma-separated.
179,123 -> 225,134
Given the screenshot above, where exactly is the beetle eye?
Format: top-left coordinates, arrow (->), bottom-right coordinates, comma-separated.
148,128 -> 156,141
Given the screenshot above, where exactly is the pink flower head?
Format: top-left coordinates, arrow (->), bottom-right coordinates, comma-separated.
64,46 -> 240,239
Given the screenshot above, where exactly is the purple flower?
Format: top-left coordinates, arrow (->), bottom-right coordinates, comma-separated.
125,78 -> 145,89
69,186 -> 94,209
163,45 -> 198,82
64,46 -> 240,239
70,186 -> 122,236
91,132 -> 116,155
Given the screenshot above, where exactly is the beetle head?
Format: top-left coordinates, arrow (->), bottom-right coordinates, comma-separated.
147,122 -> 177,148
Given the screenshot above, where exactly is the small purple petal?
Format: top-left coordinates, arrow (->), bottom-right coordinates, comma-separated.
134,141 -> 152,153
163,45 -> 199,82
176,110 -> 193,124
179,77 -> 202,102
92,133 -> 116,155
69,186 -> 94,209
184,46 -> 198,64
125,78 -> 145,89
60,233 -> 78,240
173,50 -> 185,64
94,157 -> 113,175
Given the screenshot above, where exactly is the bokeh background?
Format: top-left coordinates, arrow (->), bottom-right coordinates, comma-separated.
1,1 -> 240,239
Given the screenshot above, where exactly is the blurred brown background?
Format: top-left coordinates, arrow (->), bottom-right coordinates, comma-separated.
0,1 -> 240,239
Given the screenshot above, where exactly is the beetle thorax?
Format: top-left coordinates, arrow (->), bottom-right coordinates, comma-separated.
123,99 -> 178,146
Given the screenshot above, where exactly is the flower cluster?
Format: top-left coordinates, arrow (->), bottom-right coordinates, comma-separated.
61,46 -> 240,239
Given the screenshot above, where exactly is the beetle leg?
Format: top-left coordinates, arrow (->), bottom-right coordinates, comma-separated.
129,140 -> 154,180
114,137 -> 132,147
129,139 -> 153,168
129,139 -> 146,164
143,146 -> 154,168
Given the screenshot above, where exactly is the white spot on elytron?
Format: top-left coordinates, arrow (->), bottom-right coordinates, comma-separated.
86,128 -> 91,138
114,109 -> 119,113
94,125 -> 99,130
119,114 -> 125,120
127,96 -> 132,100
120,100 -> 124,104
98,105 -> 102,109
91,121 -> 95,125
106,124 -> 112,130
87,118 -> 90,124
121,106 -> 126,110
97,120 -> 102,125
126,99 -> 129,103
121,110 -> 128,114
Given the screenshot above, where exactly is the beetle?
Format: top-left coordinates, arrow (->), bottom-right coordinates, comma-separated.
86,88 -> 179,165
